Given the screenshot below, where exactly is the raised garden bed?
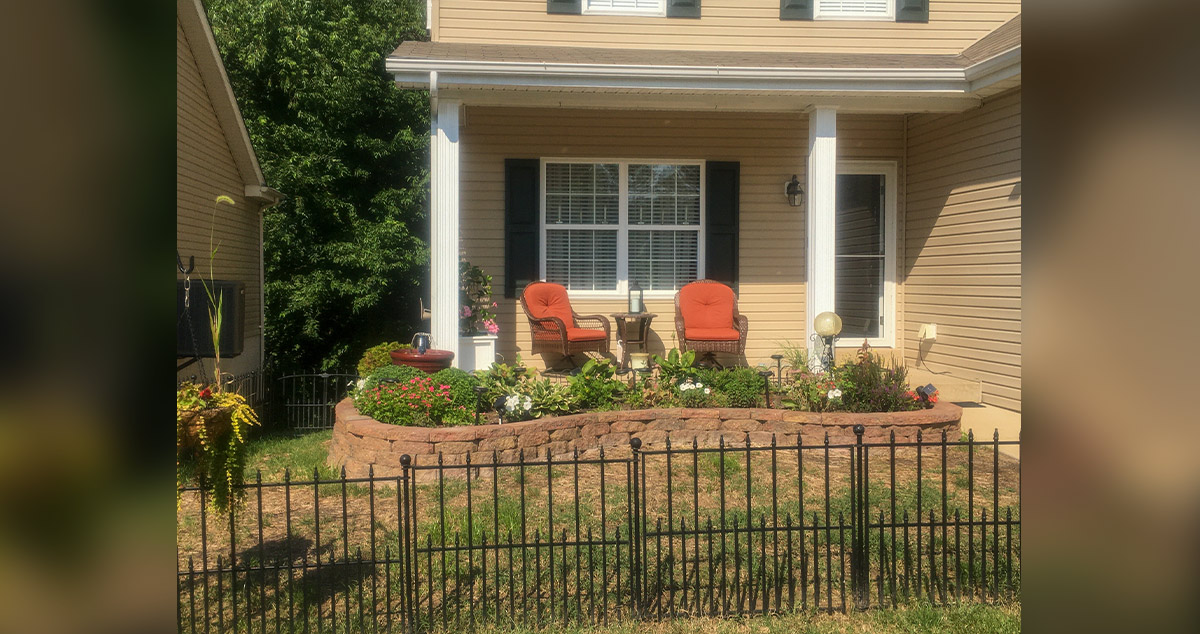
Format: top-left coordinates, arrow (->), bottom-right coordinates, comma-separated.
329,397 -> 962,479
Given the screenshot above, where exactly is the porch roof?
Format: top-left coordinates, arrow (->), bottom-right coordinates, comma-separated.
387,35 -> 1019,113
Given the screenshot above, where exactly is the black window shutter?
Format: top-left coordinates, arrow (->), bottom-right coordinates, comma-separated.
705,161 -> 740,291
666,0 -> 701,19
504,159 -> 541,298
780,0 -> 813,20
896,0 -> 929,23
547,0 -> 581,15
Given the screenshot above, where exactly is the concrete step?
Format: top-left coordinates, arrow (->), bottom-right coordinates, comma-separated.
905,368 -> 982,403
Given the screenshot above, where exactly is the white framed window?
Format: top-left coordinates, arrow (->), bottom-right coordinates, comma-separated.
833,161 -> 897,348
540,159 -> 705,299
815,0 -> 895,21
584,0 -> 666,17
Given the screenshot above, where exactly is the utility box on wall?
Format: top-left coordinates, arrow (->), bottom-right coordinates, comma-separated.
177,280 -> 245,357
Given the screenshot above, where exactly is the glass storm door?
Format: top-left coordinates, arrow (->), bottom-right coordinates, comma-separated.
834,172 -> 887,341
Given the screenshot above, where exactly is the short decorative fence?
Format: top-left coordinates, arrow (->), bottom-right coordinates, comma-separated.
177,428 -> 1020,632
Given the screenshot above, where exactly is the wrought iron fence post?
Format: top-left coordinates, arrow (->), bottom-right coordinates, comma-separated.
852,424 -> 869,610
630,437 -> 643,618
399,454 -> 414,633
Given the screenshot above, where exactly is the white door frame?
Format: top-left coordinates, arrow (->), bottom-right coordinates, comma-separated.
833,160 -> 898,349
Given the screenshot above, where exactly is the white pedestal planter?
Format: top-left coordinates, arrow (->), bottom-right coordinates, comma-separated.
457,334 -> 498,372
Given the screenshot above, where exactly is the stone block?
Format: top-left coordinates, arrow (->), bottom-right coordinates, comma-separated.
646,418 -> 689,432
633,430 -> 666,447
579,422 -> 612,438
687,417 -> 722,430
428,428 -> 478,442
550,428 -> 580,442
599,431 -> 631,447
433,441 -> 475,455
478,436 -> 518,452
720,419 -> 761,432
610,421 -> 646,434
516,431 -> 550,448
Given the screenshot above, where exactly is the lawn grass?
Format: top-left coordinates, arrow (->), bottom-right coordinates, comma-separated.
410,602 -> 1021,634
242,428 -> 335,480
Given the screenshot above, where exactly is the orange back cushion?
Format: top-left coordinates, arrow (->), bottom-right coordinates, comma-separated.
524,283 -> 575,329
679,282 -> 735,330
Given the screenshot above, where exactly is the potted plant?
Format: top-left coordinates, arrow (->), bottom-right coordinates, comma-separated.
176,195 -> 260,514
458,258 -> 499,372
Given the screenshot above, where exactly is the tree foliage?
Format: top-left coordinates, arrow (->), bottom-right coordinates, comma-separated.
205,0 -> 430,372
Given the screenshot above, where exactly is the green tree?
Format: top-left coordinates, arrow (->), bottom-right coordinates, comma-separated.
206,0 -> 429,372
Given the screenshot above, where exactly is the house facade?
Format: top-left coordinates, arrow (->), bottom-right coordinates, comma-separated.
177,0 -> 281,382
388,0 -> 1021,413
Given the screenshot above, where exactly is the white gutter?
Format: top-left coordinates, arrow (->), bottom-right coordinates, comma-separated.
386,47 -> 1019,96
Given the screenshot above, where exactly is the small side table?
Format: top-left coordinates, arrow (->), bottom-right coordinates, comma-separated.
611,312 -> 657,370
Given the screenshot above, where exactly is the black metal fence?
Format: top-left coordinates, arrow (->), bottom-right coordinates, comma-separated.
180,368 -> 357,433
177,428 -> 1020,632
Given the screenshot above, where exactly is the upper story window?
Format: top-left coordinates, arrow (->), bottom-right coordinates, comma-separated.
584,0 -> 665,16
815,0 -> 895,21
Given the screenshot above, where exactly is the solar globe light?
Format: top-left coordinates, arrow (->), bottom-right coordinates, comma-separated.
811,311 -> 843,372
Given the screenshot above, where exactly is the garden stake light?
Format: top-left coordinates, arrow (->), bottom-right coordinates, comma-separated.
758,370 -> 773,407
770,354 -> 784,386
473,385 -> 488,424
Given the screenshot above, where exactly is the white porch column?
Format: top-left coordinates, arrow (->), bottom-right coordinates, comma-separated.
430,96 -> 462,362
806,107 -> 837,363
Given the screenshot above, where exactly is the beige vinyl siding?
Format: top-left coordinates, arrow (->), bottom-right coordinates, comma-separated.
177,18 -> 263,379
459,107 -> 906,371
903,88 -> 1020,411
433,0 -> 1020,55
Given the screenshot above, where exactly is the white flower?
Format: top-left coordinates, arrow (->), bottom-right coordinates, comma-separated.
827,388 -> 842,399
522,396 -> 532,411
704,387 -> 711,395
355,378 -> 366,390
680,380 -> 695,391
505,394 -> 520,411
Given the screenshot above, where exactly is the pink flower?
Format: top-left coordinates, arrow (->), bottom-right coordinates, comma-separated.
484,319 -> 499,335
461,305 -> 473,318
491,302 -> 498,308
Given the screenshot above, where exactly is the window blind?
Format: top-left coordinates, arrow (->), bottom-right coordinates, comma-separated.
816,0 -> 891,18
587,0 -> 664,13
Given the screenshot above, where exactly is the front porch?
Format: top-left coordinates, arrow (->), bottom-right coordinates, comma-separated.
391,41 -> 1021,412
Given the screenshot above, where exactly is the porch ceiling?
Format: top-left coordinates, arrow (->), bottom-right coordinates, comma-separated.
386,40 -> 1019,114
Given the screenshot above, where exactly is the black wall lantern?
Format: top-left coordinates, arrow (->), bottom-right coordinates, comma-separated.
785,174 -> 805,208
628,280 -> 644,314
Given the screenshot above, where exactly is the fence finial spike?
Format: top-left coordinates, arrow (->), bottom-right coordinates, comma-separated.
968,428 -> 974,442
994,428 -> 1000,441
368,464 -> 374,478
666,432 -> 672,449
256,469 -> 262,484
283,467 -> 290,482
744,431 -> 751,447
340,465 -> 346,479
771,433 -> 777,447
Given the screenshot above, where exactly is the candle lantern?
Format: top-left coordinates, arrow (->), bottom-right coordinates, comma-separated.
628,280 -> 644,314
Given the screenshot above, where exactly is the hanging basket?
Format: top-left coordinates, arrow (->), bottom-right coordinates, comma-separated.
177,406 -> 235,450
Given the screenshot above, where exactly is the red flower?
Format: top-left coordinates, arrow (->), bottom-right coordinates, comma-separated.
199,388 -> 213,399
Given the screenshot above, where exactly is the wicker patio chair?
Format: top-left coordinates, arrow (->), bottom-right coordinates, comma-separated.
674,279 -> 748,368
520,281 -> 611,367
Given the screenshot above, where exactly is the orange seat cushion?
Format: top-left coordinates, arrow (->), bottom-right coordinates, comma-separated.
684,326 -> 741,341
566,328 -> 607,342
524,282 -> 575,330
678,282 -> 736,331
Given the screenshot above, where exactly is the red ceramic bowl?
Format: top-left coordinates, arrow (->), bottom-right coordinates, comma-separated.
389,348 -> 455,373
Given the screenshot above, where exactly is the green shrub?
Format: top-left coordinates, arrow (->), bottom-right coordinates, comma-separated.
706,367 -> 767,408
356,341 -> 408,377
837,351 -> 923,413
781,352 -> 925,413
431,368 -> 481,425
568,359 -> 625,410
496,378 -> 578,422
361,364 -> 425,391
354,375 -> 467,426
476,358 -> 531,404
673,375 -> 726,408
652,349 -> 699,383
